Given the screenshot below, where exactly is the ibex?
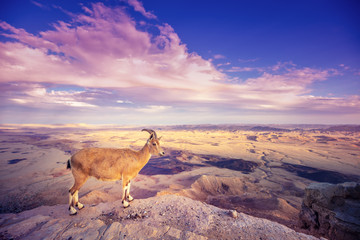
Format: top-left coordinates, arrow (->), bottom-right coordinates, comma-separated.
67,129 -> 164,215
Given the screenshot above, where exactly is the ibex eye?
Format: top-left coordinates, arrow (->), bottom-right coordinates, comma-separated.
152,143 -> 156,146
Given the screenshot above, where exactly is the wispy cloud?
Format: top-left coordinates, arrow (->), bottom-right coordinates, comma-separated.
1,83 -> 98,109
213,54 -> 226,60
227,66 -> 262,72
126,0 -> 157,19
217,62 -> 231,67
31,1 -> 47,9
136,105 -> 171,113
238,58 -> 259,63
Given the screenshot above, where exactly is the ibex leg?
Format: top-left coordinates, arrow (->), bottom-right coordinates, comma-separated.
122,179 -> 130,208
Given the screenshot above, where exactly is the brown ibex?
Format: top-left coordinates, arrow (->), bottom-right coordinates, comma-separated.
67,129 -> 164,215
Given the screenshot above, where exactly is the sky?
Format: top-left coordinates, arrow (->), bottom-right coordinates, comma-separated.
0,0 -> 359,125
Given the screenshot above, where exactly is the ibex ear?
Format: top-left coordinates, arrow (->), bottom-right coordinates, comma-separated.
158,136 -> 162,141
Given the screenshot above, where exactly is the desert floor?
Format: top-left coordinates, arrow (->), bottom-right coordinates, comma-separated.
0,125 -> 359,233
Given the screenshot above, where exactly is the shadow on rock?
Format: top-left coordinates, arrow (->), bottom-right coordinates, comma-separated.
139,150 -> 205,175
278,163 -> 360,184
202,155 -> 259,174
299,182 -> 360,240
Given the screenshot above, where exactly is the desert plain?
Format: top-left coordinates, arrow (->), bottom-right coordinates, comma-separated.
0,124 -> 359,237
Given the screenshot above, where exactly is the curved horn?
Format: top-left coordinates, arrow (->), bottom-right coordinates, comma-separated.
141,129 -> 157,139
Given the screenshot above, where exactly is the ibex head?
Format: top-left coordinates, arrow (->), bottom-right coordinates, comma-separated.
142,129 -> 165,156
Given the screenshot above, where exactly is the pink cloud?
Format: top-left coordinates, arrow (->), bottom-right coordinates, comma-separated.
0,21 -> 58,51
238,58 -> 259,63
126,0 -> 157,19
31,1 -> 47,9
1,83 -> 98,109
227,66 -> 262,72
0,4 -> 300,101
207,65 -> 347,112
0,3 -> 222,93
213,54 -> 226,59
244,67 -> 330,91
217,62 -> 231,67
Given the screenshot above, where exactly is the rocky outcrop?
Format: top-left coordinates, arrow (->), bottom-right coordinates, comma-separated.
0,195 -> 318,240
178,175 -> 300,226
299,182 -> 360,240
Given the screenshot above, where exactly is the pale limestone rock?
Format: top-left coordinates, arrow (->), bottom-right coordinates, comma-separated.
0,195 -> 319,240
229,209 -> 238,218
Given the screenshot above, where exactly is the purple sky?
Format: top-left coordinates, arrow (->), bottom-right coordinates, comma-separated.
0,0 -> 359,125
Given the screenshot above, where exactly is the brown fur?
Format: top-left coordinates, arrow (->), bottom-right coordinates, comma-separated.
67,130 -> 164,214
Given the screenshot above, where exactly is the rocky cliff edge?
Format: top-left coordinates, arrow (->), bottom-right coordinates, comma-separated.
0,195 -> 320,240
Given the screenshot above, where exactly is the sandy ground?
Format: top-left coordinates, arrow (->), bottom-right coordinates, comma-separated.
0,124 -> 359,234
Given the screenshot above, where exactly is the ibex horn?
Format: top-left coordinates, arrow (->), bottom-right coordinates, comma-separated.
141,129 -> 157,139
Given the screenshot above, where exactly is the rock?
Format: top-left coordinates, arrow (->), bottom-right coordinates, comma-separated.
229,210 -> 238,218
299,182 -> 360,240
178,174 -> 300,226
0,195 -> 318,240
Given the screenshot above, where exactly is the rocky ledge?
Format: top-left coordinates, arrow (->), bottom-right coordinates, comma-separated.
0,195 -> 318,240
299,182 -> 360,240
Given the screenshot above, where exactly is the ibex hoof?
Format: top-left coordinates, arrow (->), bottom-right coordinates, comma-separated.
122,200 -> 130,208
69,206 -> 78,215
76,202 -> 84,210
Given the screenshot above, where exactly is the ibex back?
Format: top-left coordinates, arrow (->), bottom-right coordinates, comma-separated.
67,129 -> 164,215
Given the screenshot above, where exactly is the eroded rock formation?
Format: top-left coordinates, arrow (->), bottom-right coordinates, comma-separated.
299,182 -> 360,240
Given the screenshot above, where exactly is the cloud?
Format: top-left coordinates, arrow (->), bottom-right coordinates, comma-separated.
213,54 -> 226,59
136,105 -> 171,113
31,1 -> 47,9
298,95 -> 360,112
244,67 -> 330,91
1,83 -> 98,109
209,65 -> 357,113
339,64 -> 350,70
0,3 -> 222,92
217,62 -> 231,67
126,0 -> 157,19
238,58 -> 259,63
0,1 -> 359,124
117,100 -> 133,104
227,66 -> 262,72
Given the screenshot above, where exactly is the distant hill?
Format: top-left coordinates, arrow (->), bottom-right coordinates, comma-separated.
250,126 -> 291,132
324,125 -> 360,132
157,124 -> 253,131
2,123 -> 359,133
163,124 -> 360,133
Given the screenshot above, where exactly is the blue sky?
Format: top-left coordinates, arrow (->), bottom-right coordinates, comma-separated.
0,0 -> 359,125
